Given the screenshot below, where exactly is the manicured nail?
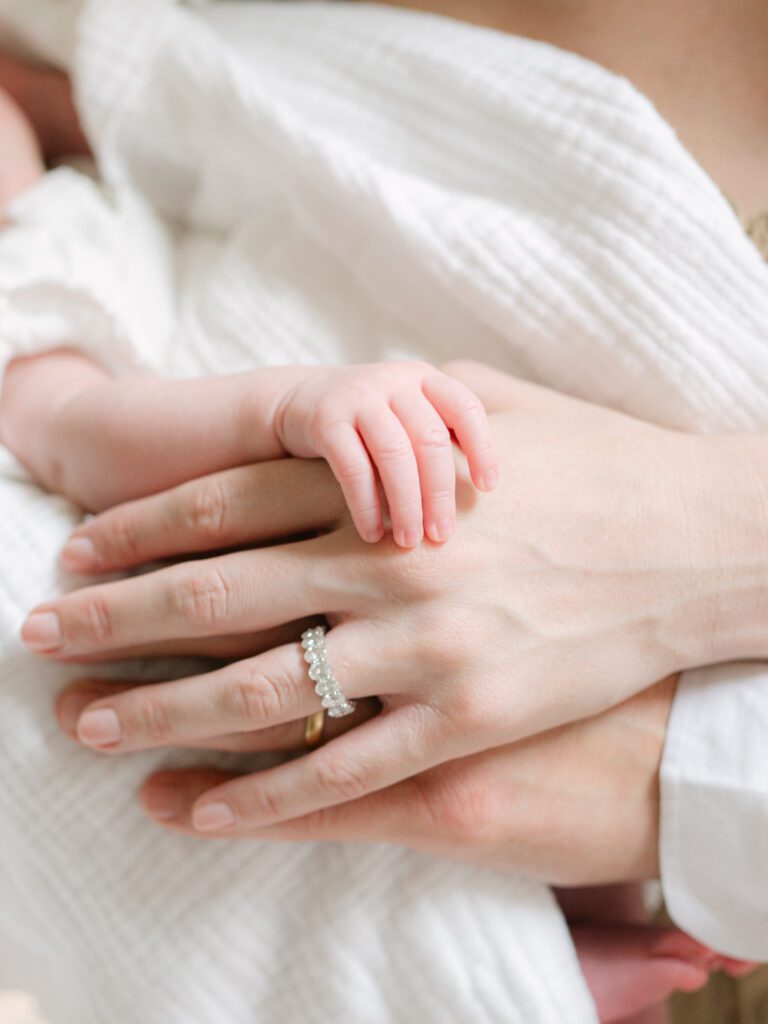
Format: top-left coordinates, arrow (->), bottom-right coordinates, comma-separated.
193,802 -> 236,831
77,708 -> 122,748
60,536 -> 98,572
21,610 -> 62,651
482,470 -> 498,491
144,783 -> 183,821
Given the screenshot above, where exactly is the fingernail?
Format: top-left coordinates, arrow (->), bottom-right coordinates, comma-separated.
482,470 -> 498,491
435,518 -> 453,542
77,707 -> 122,747
60,536 -> 98,572
364,526 -> 384,544
144,783 -> 183,821
402,526 -> 422,548
57,685 -> 108,737
21,610 -> 62,652
193,802 -> 236,832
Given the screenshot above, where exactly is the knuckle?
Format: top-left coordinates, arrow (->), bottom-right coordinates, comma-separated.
185,479 -> 228,541
425,487 -> 455,509
447,691 -> 489,734
414,769 -> 501,842
80,594 -> 114,644
383,547 -> 437,596
222,670 -> 286,725
241,786 -> 282,822
396,359 -> 431,378
107,509 -> 143,562
311,398 -> 345,438
177,567 -> 235,629
336,456 -> 372,485
136,694 -> 174,744
451,391 -> 484,419
415,424 -> 451,455
314,753 -> 369,802
375,433 -> 413,465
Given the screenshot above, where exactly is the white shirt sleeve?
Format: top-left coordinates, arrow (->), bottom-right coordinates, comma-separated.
0,166 -> 176,386
660,662 -> 768,959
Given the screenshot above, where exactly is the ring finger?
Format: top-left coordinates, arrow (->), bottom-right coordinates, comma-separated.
56,679 -> 380,752
66,623 -> 384,753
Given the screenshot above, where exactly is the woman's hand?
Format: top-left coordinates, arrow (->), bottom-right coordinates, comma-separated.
21,369 -> 768,834
19,372 -> 768,835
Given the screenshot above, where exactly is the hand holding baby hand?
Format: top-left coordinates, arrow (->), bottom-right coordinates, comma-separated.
274,361 -> 498,547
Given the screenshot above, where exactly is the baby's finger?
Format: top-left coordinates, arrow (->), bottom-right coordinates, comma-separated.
319,421 -> 383,543
422,371 -> 498,491
357,405 -> 423,548
390,390 -> 455,543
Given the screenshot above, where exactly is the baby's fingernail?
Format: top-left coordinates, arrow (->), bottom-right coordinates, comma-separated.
77,707 -> 122,748
193,802 -> 236,831
431,518 -> 453,542
21,610 -> 62,652
363,526 -> 384,543
60,536 -> 98,572
482,470 -> 498,491
397,526 -> 422,548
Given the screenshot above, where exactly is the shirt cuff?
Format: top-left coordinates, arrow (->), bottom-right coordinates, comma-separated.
661,662 -> 768,959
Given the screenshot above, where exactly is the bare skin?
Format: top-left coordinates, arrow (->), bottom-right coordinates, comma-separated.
1,3 -> 765,1019
0,87 -> 43,215
365,0 -> 768,219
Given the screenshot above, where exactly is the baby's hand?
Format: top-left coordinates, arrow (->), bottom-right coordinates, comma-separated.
275,362 -> 498,547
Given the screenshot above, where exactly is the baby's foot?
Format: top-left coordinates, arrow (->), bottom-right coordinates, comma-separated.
573,925 -> 715,1023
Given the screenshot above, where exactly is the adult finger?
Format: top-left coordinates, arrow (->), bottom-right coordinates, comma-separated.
390,389 -> 455,543
59,459 -> 346,574
23,534 -> 355,659
186,704 -> 453,833
50,621 -> 316,664
357,405 -> 423,548
139,759 -> 449,847
57,678 -> 379,750
65,624 -> 382,752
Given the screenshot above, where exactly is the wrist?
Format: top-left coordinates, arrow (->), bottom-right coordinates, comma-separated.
664,432 -> 768,667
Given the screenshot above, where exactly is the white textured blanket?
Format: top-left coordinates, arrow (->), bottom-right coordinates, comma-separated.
1,1 -> 767,1022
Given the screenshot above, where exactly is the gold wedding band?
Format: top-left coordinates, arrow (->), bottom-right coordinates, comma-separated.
304,710 -> 326,749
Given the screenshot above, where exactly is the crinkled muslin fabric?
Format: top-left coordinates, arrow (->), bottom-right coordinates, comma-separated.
2,2 -> 768,1021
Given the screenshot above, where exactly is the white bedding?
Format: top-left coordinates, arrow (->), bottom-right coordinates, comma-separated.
1,0 -> 768,1020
